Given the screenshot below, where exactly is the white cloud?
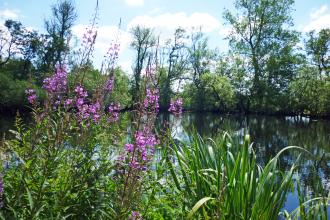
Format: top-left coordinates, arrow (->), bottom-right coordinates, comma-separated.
303,5 -> 330,32
127,12 -> 221,33
0,9 -> 19,20
118,60 -> 133,75
126,12 -> 224,46
125,0 -> 144,7
303,14 -> 330,32
72,24 -> 132,55
218,26 -> 232,37
310,5 -> 328,19
147,7 -> 163,15
72,12 -> 225,71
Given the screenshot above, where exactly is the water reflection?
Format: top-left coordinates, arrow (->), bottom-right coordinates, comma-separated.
157,112 -> 330,213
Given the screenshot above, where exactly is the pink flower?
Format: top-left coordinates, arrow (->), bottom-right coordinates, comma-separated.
121,128 -> 157,170
125,144 -> 134,153
108,103 -> 120,122
168,98 -> 183,115
104,77 -> 114,93
144,89 -> 159,112
75,85 -> 88,98
64,98 -> 73,107
25,89 -> 37,104
43,67 -> 67,95
128,211 -> 143,220
76,98 -> 84,107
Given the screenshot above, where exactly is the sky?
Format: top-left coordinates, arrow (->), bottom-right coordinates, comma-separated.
1,0 -> 330,73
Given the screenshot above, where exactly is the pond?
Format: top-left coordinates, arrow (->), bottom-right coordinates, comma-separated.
157,113 -> 330,214
1,112 -> 330,215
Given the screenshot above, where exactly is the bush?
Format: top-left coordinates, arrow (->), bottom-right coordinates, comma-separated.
182,73 -> 236,112
0,72 -> 36,110
289,66 -> 330,116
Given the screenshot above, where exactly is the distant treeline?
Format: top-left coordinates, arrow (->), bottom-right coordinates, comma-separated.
0,0 -> 329,116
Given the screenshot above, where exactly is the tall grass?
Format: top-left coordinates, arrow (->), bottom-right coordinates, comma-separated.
165,132 -> 329,219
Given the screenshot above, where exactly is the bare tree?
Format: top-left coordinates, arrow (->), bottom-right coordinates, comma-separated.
160,28 -> 189,109
43,0 -> 77,70
130,26 -> 156,104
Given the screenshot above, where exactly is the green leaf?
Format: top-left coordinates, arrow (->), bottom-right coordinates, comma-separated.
187,197 -> 214,219
26,187 -> 34,211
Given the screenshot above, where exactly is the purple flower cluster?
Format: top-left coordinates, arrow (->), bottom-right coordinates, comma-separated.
104,42 -> 120,69
144,89 -> 159,112
134,129 -> 157,161
78,101 -> 101,123
83,28 -> 97,45
89,102 -> 101,122
128,211 -> 142,220
75,85 -> 87,108
74,85 -> 102,123
122,128 -> 157,170
75,85 -> 88,98
64,98 -> 73,107
43,67 -> 67,95
168,98 -> 183,115
77,25 -> 97,66
25,89 -> 37,104
108,103 -> 120,122
104,77 -> 114,93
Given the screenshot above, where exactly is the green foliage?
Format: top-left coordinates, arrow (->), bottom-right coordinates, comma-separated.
108,68 -> 131,108
43,0 -> 77,69
200,73 -> 236,111
289,66 -> 330,115
164,132 -> 329,219
182,73 -> 236,112
0,62 -> 44,111
130,26 -> 156,104
0,72 -> 28,108
305,28 -> 330,76
224,0 -> 299,112
0,110 -> 122,219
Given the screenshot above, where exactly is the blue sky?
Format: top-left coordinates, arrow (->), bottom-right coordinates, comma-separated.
1,0 -> 330,72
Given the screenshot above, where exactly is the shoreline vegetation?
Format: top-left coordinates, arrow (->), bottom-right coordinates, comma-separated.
0,2 -> 330,119
2,108 -> 330,120
0,0 -> 329,219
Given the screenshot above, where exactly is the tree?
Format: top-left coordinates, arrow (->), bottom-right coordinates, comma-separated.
130,26 -> 155,104
200,73 -> 236,111
181,73 -> 236,112
305,28 -> 330,77
159,28 -> 189,109
216,53 -> 252,112
42,0 -> 77,71
0,20 -> 24,67
18,29 -> 43,77
289,65 -> 330,115
0,20 -> 42,79
188,31 -> 216,108
224,0 -> 296,109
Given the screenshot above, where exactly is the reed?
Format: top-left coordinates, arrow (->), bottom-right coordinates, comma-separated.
165,132 -> 329,219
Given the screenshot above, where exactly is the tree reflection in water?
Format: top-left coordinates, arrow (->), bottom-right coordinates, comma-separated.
157,113 -> 330,212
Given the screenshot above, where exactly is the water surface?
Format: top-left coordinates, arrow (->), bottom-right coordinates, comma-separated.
157,113 -> 330,214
